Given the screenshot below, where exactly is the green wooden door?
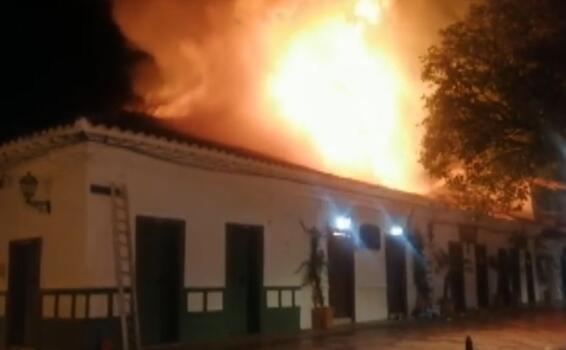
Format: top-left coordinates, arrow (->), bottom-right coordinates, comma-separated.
525,252 -> 536,305
449,242 -> 466,312
225,224 -> 263,335
509,248 -> 521,305
136,216 -> 184,346
385,234 -> 407,317
475,245 -> 489,308
327,233 -> 354,319
7,239 -> 41,347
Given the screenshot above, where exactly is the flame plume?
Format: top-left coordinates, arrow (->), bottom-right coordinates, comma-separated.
112,0 -> 469,193
268,0 -> 417,190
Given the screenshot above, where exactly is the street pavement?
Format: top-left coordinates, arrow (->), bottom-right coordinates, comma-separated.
227,309 -> 566,350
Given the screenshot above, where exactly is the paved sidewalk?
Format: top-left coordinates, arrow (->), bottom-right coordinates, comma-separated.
277,310 -> 566,350
163,308 -> 566,350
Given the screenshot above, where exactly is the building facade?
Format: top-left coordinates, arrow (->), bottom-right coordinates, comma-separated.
0,118 -> 565,350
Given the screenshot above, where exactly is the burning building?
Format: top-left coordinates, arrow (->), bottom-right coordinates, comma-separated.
111,0 -> 453,191
1,0 -> 566,349
0,116 -> 564,350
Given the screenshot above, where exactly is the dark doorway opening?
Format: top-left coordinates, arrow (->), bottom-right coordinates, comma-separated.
449,242 -> 466,312
6,238 -> 41,348
475,245 -> 489,308
225,224 -> 264,335
385,233 -> 407,318
525,252 -> 536,305
561,248 -> 566,299
497,249 -> 511,306
327,233 -> 355,321
508,249 -> 521,305
136,216 -> 184,346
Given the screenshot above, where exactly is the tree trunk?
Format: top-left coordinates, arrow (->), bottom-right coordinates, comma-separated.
313,277 -> 324,307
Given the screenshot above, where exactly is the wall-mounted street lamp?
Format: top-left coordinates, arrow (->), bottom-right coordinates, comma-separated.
20,172 -> 51,214
334,216 -> 352,231
389,225 -> 404,236
332,215 -> 353,237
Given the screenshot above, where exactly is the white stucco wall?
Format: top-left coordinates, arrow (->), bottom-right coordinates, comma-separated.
85,142 -> 420,328
1,138 -> 555,329
82,141 -> 556,328
0,144 -> 88,291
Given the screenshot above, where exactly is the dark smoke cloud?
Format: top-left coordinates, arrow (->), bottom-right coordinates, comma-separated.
2,0 -> 145,142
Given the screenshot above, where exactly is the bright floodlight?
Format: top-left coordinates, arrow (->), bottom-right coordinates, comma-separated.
334,216 -> 352,231
389,225 -> 404,236
332,231 -> 348,237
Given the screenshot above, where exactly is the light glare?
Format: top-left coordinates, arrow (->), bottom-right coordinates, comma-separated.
332,231 -> 349,237
389,225 -> 403,236
269,0 -> 424,191
334,216 -> 353,231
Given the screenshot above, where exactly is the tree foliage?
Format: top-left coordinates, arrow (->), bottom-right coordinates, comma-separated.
421,0 -> 566,214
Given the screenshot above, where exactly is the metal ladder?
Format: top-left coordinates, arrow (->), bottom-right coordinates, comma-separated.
110,183 -> 141,350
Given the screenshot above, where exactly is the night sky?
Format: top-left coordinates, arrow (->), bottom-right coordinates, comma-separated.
3,0 -> 143,142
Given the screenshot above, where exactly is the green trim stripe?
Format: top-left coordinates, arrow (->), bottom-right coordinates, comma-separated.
185,288 -> 224,314
41,288 -> 131,320
265,286 -> 301,308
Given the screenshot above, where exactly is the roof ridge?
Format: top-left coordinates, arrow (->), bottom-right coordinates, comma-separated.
0,115 -> 539,229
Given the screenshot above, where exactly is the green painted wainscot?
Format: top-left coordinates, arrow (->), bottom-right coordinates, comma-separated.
184,286 -> 302,341
28,287 -> 301,350
262,286 -> 302,334
39,288 -> 122,350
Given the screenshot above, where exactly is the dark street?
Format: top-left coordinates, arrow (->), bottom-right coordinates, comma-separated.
212,309 -> 566,350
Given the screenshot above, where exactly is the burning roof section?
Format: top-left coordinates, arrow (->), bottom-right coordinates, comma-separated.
0,116 -> 546,231
0,116 -> 430,207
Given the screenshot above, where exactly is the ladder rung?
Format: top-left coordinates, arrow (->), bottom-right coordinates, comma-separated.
111,183 -> 140,350
117,243 -> 130,250
116,236 -> 129,243
116,234 -> 129,241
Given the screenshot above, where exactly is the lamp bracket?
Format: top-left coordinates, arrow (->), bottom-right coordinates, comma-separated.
27,199 -> 51,214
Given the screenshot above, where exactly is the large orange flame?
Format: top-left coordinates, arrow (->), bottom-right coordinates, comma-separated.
112,0 -> 448,193
267,0 -> 423,191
